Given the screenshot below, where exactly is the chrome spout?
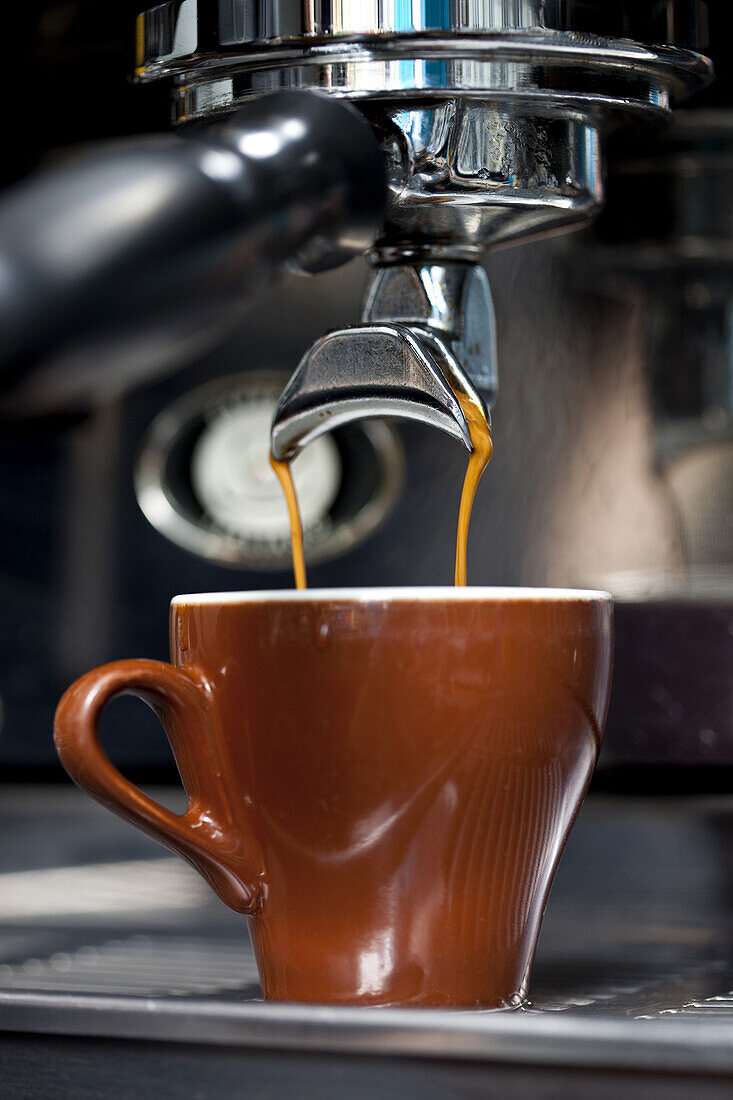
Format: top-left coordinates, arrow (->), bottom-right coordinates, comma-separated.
270,261 -> 494,461
363,263 -> 498,403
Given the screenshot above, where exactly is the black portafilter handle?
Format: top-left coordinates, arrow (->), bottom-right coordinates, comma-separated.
0,91 -> 387,415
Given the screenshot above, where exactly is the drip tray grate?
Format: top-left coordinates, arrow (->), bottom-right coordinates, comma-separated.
0,935 -> 260,997
1,931 -> 732,1020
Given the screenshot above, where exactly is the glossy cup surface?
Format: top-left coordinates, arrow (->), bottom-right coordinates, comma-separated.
56,587 -> 613,1007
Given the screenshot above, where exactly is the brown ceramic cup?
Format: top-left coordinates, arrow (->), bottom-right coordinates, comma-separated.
54,587 -> 613,1008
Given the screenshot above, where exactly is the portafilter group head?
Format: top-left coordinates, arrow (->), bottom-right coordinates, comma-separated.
137,1 -> 713,453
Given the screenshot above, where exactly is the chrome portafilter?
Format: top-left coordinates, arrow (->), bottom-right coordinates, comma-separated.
135,1 -> 712,454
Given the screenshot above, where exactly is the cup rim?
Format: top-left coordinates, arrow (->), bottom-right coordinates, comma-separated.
172,587 -> 613,606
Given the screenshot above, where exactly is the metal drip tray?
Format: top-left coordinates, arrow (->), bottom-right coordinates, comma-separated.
2,786 -> 733,1098
0,928 -> 728,1010
0,934 -> 261,997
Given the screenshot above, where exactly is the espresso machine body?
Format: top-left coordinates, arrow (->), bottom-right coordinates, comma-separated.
2,4 -> 733,1096
2,0 -> 725,775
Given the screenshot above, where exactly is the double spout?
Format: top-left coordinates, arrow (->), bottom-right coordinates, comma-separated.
270,262 -> 498,461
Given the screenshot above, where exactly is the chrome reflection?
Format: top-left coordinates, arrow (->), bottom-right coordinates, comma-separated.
0,935 -> 259,995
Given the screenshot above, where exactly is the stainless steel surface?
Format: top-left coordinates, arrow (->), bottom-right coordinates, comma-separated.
562,105 -> 733,765
370,103 -> 605,258
271,262 -> 493,460
136,2 -> 709,111
363,264 -> 497,400
271,324 -> 474,459
138,0 -> 707,61
1,785 -> 733,1096
3,983 -> 733,1070
136,0 -> 711,264
577,111 -> 733,607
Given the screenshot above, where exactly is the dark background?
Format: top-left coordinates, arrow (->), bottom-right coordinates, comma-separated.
8,0 -> 170,186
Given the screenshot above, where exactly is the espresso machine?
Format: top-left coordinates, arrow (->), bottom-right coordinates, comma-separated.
2,2 -> 733,1097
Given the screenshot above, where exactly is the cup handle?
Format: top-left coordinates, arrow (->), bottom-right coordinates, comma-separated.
54,659 -> 263,915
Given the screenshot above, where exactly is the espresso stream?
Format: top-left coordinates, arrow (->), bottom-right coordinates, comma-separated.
453,389 -> 493,586
271,393 -> 492,587
270,456 -> 307,589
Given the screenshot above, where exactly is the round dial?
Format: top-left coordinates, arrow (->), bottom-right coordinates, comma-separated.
190,400 -> 341,541
135,372 -> 404,570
